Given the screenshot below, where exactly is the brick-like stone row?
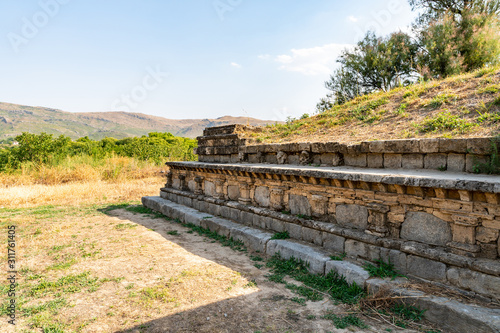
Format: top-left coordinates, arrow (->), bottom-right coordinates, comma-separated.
142,195 -> 500,333
195,124 -> 497,174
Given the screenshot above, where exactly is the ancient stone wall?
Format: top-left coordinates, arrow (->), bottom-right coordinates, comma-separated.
195,125 -> 496,174
163,125 -> 500,300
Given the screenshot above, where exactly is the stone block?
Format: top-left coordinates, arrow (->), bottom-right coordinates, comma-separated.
208,203 -> 220,217
239,211 -> 254,225
230,227 -> 273,253
322,232 -> 345,253
325,260 -> 370,287
227,185 -> 240,201
419,138 -> 440,153
380,248 -> 407,274
447,268 -> 500,298
285,222 -> 303,240
204,181 -> 216,197
439,138 -> 467,153
384,140 -> 419,153
401,212 -> 451,246
344,153 -> 367,167
476,227 -> 499,243
368,140 -> 385,153
331,153 -> 344,166
289,194 -> 312,216
466,154 -> 490,173
252,215 -> 266,229
288,154 -> 300,165
336,204 -> 368,230
220,206 -> 231,219
266,239 -> 330,274
269,218 -> 285,233
467,137 -> 494,155
277,151 -> 288,164
254,186 -> 270,207
230,207 -> 239,222
447,154 -> 465,172
407,255 -> 447,282
402,154 -> 424,169
310,194 -> 328,216
367,153 -> 383,168
452,224 -> 476,244
424,153 -> 447,170
480,243 -> 498,259
319,153 -> 335,165
483,219 -> 500,230
345,239 -> 380,261
265,153 -> 278,164
302,227 -> 323,246
384,154 -> 402,168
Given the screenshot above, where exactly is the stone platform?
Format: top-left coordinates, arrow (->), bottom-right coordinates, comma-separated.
142,196 -> 500,333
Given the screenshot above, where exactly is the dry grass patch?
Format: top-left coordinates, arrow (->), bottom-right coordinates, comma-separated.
249,67 -> 500,144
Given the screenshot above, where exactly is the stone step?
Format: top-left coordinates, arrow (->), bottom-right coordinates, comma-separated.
142,195 -> 500,333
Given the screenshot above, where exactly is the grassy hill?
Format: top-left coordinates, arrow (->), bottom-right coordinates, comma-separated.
0,103 -> 278,141
247,67 -> 500,144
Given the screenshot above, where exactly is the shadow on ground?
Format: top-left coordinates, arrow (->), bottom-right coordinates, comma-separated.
100,205 -> 346,333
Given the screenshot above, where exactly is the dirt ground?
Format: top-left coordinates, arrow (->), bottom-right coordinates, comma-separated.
0,200 -> 433,333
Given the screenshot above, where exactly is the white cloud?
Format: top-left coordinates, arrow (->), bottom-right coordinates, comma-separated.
274,43 -> 353,76
230,62 -> 241,68
347,15 -> 358,22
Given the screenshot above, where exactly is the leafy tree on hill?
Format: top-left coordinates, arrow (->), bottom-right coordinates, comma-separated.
414,0 -> 500,78
318,32 -> 418,109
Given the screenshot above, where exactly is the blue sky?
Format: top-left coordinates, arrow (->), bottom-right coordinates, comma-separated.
0,0 -> 417,121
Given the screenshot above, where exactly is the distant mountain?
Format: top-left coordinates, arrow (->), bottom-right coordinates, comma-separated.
0,102 -> 280,140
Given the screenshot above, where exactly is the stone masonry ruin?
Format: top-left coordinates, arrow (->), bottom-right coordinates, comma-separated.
147,124 -> 500,303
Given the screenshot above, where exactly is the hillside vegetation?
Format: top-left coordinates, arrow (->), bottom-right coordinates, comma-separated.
249,67 -> 500,144
0,132 -> 196,187
0,102 -> 276,141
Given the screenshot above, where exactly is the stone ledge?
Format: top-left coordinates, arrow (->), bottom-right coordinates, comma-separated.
143,196 -> 500,333
160,187 -> 500,279
167,162 -> 500,193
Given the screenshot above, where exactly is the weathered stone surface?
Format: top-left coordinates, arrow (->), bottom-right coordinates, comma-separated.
419,138 -> 440,153
289,194 -> 312,216
424,153 -> 447,170
447,153 -> 466,172
285,222 -> 303,240
254,186 -> 270,207
227,185 -> 240,201
439,138 -> 467,153
384,154 -> 402,168
331,153 -> 344,166
302,227 -> 323,246
447,268 -> 500,299
402,154 -> 424,169
204,181 -> 216,197
266,239 -> 330,274
322,232 -> 345,253
230,227 -> 273,253
277,151 -> 288,164
401,212 -> 451,246
344,154 -> 367,167
310,194 -> 328,216
345,239 -> 380,261
299,151 -> 312,165
269,218 -> 285,233
367,153 -> 383,168
452,224 -> 476,244
407,255 -> 447,282
325,260 -> 370,287
366,278 -> 500,333
380,248 -> 407,274
336,204 -> 368,230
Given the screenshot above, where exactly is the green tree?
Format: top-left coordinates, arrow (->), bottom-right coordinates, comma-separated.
320,32 -> 418,109
412,0 -> 500,78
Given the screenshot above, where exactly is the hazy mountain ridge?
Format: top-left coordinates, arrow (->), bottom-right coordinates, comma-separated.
0,102 -> 278,140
